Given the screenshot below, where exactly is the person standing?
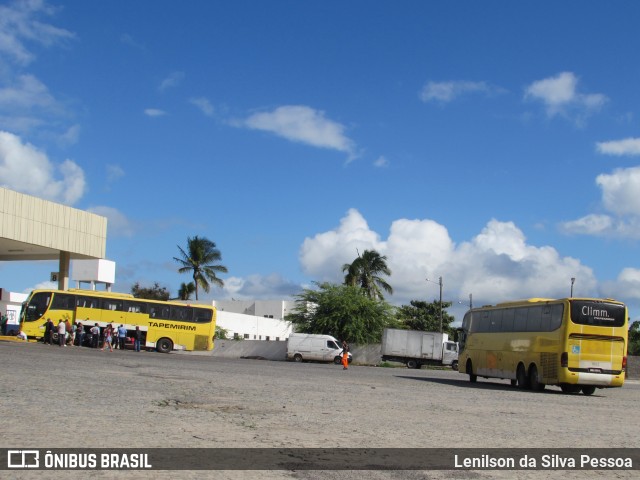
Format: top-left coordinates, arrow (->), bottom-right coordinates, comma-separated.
65,318 -> 73,345
133,326 -> 142,352
57,320 -> 66,347
44,318 -> 54,345
90,323 -> 100,348
341,340 -> 350,370
75,322 -> 84,347
117,324 -> 127,351
101,324 -> 113,352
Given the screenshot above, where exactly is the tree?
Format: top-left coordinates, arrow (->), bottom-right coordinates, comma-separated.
285,282 -> 399,344
395,299 -> 456,335
629,321 -> 640,356
177,282 -> 196,301
342,249 -> 393,300
131,282 -> 170,301
174,236 -> 228,300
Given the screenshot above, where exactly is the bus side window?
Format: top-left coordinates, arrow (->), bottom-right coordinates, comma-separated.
526,306 -> 542,332
549,304 -> 564,330
513,308 -> 527,332
540,306 -> 552,331
502,309 -> 515,332
51,293 -> 76,310
194,308 -> 213,323
478,312 -> 491,332
101,299 -> 123,311
489,309 -> 503,332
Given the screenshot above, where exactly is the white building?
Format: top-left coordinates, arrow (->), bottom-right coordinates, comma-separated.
0,288 -> 28,334
213,300 -> 296,341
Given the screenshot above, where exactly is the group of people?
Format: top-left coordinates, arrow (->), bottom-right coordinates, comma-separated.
43,318 -> 144,352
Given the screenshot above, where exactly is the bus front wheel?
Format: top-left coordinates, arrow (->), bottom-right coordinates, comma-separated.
156,337 -> 173,354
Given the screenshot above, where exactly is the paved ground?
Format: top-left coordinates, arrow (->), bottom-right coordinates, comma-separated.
1,340 -> 638,479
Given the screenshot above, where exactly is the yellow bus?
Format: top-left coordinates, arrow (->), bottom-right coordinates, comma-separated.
458,297 -> 628,395
19,289 -> 216,353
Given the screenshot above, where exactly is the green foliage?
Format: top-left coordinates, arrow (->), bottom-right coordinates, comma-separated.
215,325 -> 230,340
629,321 -> 640,356
174,235 -> 228,300
342,249 -> 393,300
395,299 -> 456,335
285,282 -> 399,344
177,282 -> 196,300
131,282 -> 170,301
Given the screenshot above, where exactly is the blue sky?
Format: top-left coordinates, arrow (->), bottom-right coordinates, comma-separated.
2,0 -> 640,324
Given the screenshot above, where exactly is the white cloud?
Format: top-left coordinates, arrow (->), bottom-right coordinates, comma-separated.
373,155 -> 389,168
560,214 -> 613,236
419,80 -> 491,103
0,130 -> 85,205
240,105 -> 356,158
0,0 -> 74,66
299,209 -> 595,307
221,273 -> 301,299
144,108 -> 167,117
596,166 -> 640,216
106,164 -> 125,182
189,97 -> 214,116
524,72 -> 607,119
596,138 -> 640,156
158,71 -> 185,92
86,206 -> 134,237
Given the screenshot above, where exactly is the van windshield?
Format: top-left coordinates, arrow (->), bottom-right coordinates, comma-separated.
328,341 -> 340,349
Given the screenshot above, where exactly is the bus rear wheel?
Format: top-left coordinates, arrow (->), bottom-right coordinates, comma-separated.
581,386 -> 596,396
156,337 -> 173,354
529,365 -> 545,391
516,364 -> 530,389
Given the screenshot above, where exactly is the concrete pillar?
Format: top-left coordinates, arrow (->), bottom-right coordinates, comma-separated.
58,251 -> 70,291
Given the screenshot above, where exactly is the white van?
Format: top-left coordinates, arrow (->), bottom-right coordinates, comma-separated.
286,333 -> 353,364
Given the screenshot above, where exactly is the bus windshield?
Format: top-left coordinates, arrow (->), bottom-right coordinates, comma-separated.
23,291 -> 52,321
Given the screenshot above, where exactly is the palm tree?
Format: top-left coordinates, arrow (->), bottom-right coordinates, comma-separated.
177,282 -> 196,301
174,236 -> 228,300
342,249 -> 393,300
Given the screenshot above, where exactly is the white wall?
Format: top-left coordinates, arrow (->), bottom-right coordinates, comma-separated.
0,288 -> 28,331
217,310 -> 293,341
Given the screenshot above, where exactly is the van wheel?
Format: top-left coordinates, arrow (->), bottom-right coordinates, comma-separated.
334,356 -> 342,364
406,359 -> 418,369
156,337 -> 173,354
451,360 -> 459,371
293,354 -> 303,363
581,386 -> 596,396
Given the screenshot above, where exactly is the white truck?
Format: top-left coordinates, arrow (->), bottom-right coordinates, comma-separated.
380,328 -> 458,370
286,333 -> 352,364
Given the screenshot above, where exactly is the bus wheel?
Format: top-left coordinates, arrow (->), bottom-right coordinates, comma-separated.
516,364 -> 530,389
467,360 -> 477,383
406,359 -> 418,369
529,365 -> 545,392
293,354 -> 303,363
560,385 -> 580,394
156,337 -> 173,354
581,386 -> 596,396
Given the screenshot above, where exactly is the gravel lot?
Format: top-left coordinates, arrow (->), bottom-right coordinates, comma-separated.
1,341 -> 638,480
